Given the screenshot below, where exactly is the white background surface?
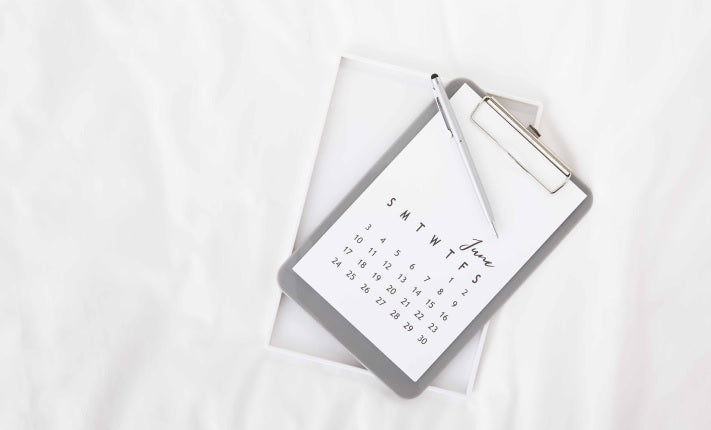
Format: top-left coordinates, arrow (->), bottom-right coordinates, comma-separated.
1,0 -> 710,429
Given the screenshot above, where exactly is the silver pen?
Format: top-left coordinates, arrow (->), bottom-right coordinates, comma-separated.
431,74 -> 498,237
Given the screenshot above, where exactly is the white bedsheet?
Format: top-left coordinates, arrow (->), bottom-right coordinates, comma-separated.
1,0 -> 710,428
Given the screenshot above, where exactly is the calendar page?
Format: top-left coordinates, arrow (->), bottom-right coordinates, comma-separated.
293,85 -> 587,381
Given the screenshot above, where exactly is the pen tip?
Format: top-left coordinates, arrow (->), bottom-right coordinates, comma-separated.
491,223 -> 498,238
431,73 -> 438,80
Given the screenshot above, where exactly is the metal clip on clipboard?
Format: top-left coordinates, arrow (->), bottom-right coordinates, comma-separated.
471,96 -> 572,193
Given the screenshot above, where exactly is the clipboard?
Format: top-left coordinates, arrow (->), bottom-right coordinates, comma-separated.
278,77 -> 592,398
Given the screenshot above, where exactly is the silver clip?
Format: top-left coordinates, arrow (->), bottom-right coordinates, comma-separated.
470,96 -> 571,193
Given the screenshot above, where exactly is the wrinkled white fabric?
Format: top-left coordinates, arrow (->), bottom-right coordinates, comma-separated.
1,0 -> 710,429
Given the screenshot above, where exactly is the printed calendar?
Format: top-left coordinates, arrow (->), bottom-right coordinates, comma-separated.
293,85 -> 586,381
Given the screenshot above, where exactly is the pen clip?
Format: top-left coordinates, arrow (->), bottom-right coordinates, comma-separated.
434,96 -> 454,139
